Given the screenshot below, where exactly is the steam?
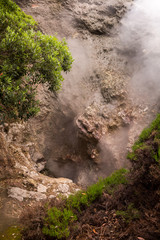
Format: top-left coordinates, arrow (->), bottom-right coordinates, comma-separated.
59,38 -> 95,115
46,0 -> 160,185
120,0 -> 160,105
96,0 -> 160,178
45,38 -> 99,182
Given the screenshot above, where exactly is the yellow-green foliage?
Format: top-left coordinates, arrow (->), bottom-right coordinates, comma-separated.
0,0 -> 73,122
42,207 -> 77,239
137,114 -> 160,143
66,168 -> 128,211
103,168 -> 128,193
0,226 -> 21,240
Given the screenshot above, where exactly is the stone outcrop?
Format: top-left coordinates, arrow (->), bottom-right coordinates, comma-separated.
73,0 -> 128,35
0,131 -> 79,227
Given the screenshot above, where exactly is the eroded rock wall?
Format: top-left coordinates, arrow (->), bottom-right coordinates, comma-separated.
9,0 -> 158,186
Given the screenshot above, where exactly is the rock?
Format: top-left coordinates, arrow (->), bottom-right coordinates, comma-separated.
100,70 -> 127,103
7,0 -> 134,187
57,183 -> 69,193
36,162 -> 46,172
49,195 -> 56,199
32,152 -> 44,163
1,0 -> 156,228
55,178 -> 73,184
37,184 -> 47,193
74,0 -> 127,35
8,187 -> 47,202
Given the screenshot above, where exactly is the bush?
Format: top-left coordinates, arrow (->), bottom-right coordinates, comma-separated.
127,114 -> 160,163
116,203 -> 140,223
103,168 -> 128,194
0,0 -> 73,122
20,169 -> 128,239
42,207 -> 77,239
66,168 -> 128,211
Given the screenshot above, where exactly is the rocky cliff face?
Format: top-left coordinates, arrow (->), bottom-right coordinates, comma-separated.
0,0 -> 158,228
14,0 -> 156,185
0,129 -> 79,230
12,0 -> 134,185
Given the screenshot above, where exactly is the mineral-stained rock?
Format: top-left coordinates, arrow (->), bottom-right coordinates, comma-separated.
73,0 -> 127,35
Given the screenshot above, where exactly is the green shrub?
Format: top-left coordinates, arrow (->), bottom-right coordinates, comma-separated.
0,0 -> 73,122
86,179 -> 104,202
103,168 -> 128,194
66,168 -> 128,211
137,114 -> 160,144
42,207 -> 77,239
116,203 -> 140,223
127,114 -> 160,163
66,180 -> 104,211
37,169 -> 128,239
0,226 -> 22,240
66,191 -> 89,211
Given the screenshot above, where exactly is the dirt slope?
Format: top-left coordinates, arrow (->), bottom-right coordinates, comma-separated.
21,116 -> 160,240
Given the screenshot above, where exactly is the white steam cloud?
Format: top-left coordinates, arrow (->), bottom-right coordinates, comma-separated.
120,0 -> 160,105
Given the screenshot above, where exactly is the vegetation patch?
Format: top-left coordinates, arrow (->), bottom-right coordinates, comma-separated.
128,113 -> 160,164
116,203 -> 140,223
0,0 -> 73,122
21,168 -> 128,240
0,226 -> 22,240
42,207 -> 77,239
20,115 -> 160,239
66,168 -> 128,211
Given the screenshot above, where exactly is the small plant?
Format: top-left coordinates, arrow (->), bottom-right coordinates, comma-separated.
116,203 -> 140,223
137,114 -> 160,144
153,145 -> 160,164
66,191 -> 89,211
66,168 -> 128,211
42,207 -> 77,239
86,179 -> 104,202
103,168 -> 128,194
21,169 -> 128,240
0,226 -> 22,240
